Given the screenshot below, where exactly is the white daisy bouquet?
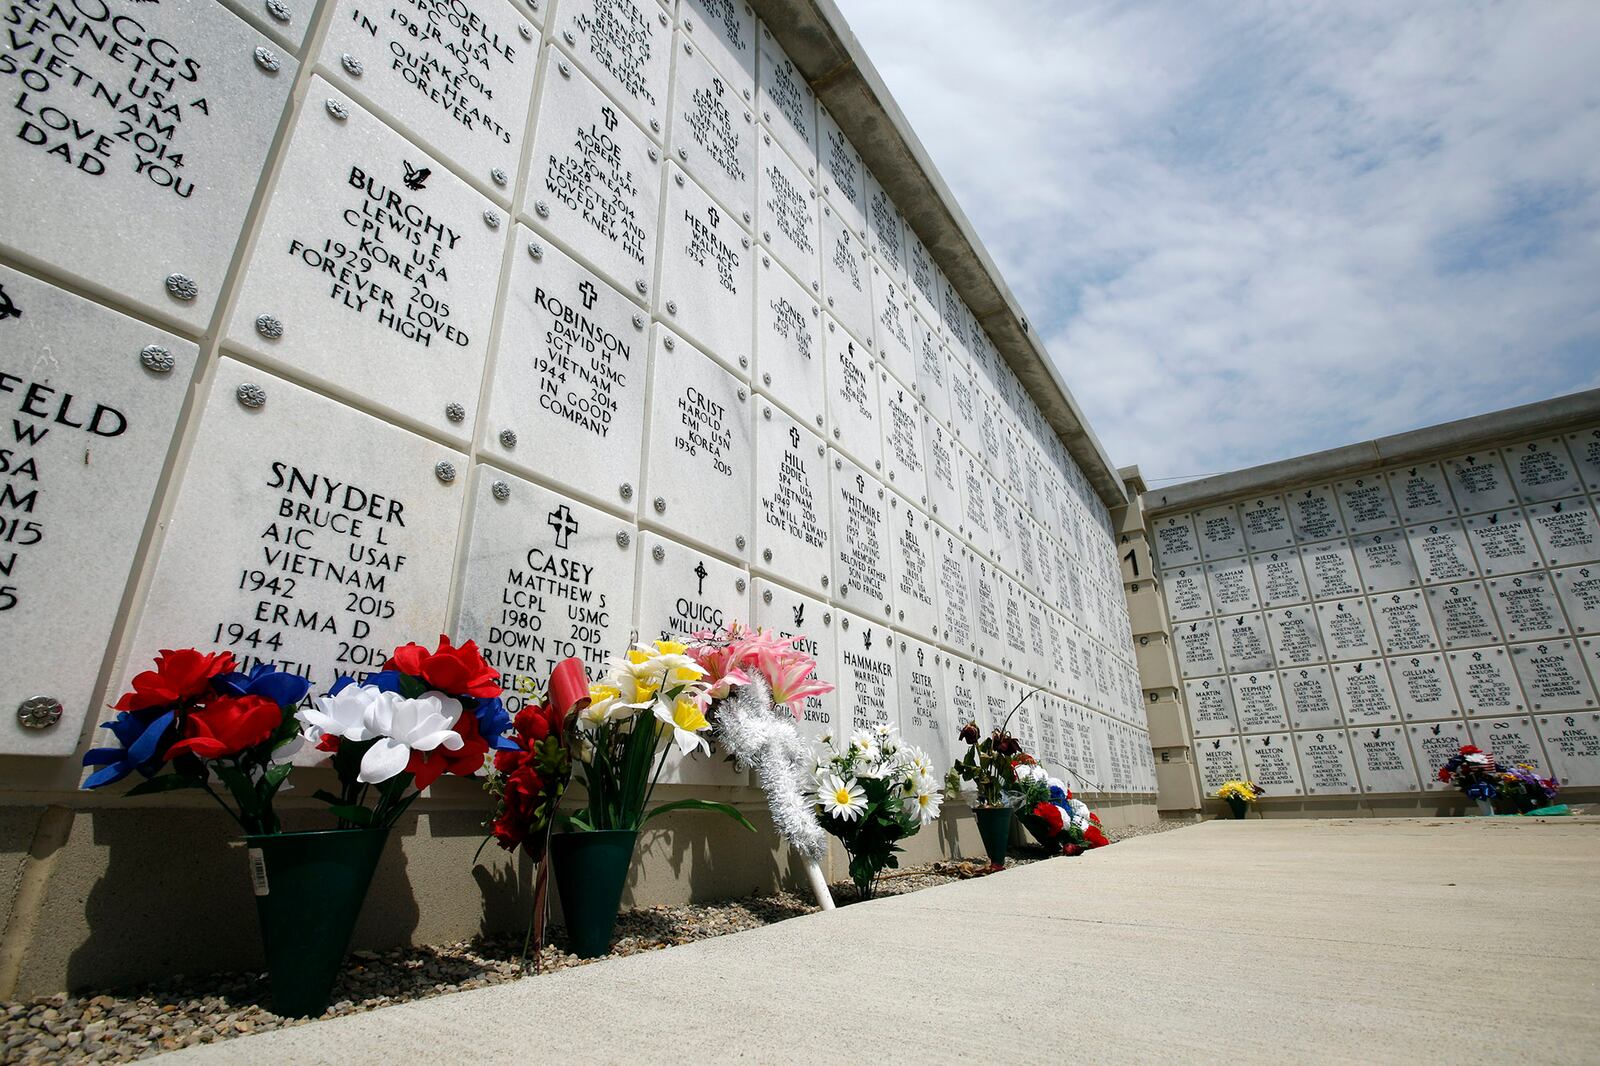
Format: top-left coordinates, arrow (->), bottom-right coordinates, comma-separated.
812,725 -> 941,899
567,639 -> 754,833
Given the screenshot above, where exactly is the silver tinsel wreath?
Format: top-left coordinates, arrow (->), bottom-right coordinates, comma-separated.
711,675 -> 829,864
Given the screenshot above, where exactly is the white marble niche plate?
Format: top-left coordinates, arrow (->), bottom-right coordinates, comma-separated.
1194,503 -> 1246,562
1388,653 -> 1458,721
1316,597 -> 1380,660
1468,717 -> 1550,776
1506,437 -> 1582,504
1244,732 -> 1303,795
1333,661 -> 1400,726
866,171 -> 907,287
754,249 -> 824,430
921,417 -> 962,530
1535,711 -> 1600,787
1352,531 -> 1420,593
1265,605 -> 1325,668
756,130 -> 820,293
319,0 -> 537,197
1239,495 -> 1295,553
1444,452 -> 1517,514
1231,672 -> 1289,733
1552,566 -> 1600,634
1174,619 -> 1225,679
896,633 -> 952,770
1252,550 -> 1309,609
1511,640 -> 1596,714
829,450 -> 891,621
1447,647 -> 1526,717
932,523 -> 976,656
1407,521 -> 1479,585
870,268 -> 918,392
753,578 -> 839,749
1219,612 -> 1275,673
904,227 -> 939,327
879,378 -> 927,502
1281,666 -> 1343,731
1566,429 -> 1600,493
753,402 -> 830,595
1350,724 -> 1421,793
0,0 -> 294,332
912,313 -> 951,429
1185,678 -> 1239,738
1387,463 -> 1457,525
1408,718 -> 1473,790
633,529 -> 749,785
1464,510 -> 1540,577
124,359 -> 464,696
553,0 -> 671,137
1152,514 -> 1203,569
970,558 -> 1006,668
525,51 -> 661,303
679,0 -> 757,96
822,316 -> 882,473
755,26 -> 816,169
1205,558 -> 1260,615
835,609 -> 899,737
668,31 -> 756,224
0,268 -> 191,756
642,327 -> 752,562
1294,729 -> 1360,794
1427,582 -> 1502,648
1526,498 -> 1600,568
887,491 -> 938,641
228,82 -> 499,444
817,105 -> 866,237
658,164 -> 756,379
1335,475 -> 1399,536
1164,567 -> 1213,623
1196,734 -> 1247,794
454,466 -> 637,690
1287,485 -> 1346,544
484,227 -> 648,514
1488,574 -> 1568,642
818,204 -> 873,348
1371,590 -> 1440,655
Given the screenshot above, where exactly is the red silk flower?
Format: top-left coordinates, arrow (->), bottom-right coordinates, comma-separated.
1459,745 -> 1482,756
388,635 -> 500,698
408,705 -> 489,791
115,649 -> 236,712
1084,824 -> 1109,848
1033,801 -> 1064,835
491,765 -> 546,852
165,694 -> 280,760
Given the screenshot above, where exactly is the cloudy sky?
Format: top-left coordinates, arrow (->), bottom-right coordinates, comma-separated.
833,0 -> 1600,484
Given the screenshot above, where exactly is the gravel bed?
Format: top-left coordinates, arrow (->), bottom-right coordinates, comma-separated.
1,824 -> 1183,1063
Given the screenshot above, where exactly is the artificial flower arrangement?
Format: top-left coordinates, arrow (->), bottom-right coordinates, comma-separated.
944,707 -> 1031,867
1216,779 -> 1264,818
812,725 -> 941,900
1437,745 -> 1560,814
687,623 -> 838,908
1014,761 -> 1109,856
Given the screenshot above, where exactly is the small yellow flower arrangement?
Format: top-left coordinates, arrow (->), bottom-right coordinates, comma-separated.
1216,780 -> 1264,819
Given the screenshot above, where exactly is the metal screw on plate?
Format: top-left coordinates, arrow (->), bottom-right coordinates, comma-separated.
763,111 -> 771,122
664,337 -> 675,351
822,576 -> 829,589
620,482 -> 634,499
632,313 -> 645,329
16,696 -> 62,730
762,406 -> 771,420
562,30 -> 575,44
665,300 -> 678,315
652,545 -> 665,562
535,200 -> 550,218
140,345 -> 174,373
816,445 -> 824,457
341,53 -> 364,76
736,578 -> 746,593
823,610 -> 831,624
743,211 -> 752,223
658,11 -> 667,24
736,535 -> 746,550
832,428 -> 840,439
636,279 -> 649,295
617,531 -> 631,548
484,210 -> 501,229
763,548 -> 772,562
253,46 -> 281,72
519,24 -> 532,40
265,0 -> 291,21
674,173 -> 685,187
491,168 -> 508,187
255,313 -> 284,338
557,62 -> 571,78
165,273 -> 197,301
840,613 -> 848,627
741,236 -> 750,249
499,429 -> 518,448
762,373 -> 771,385
875,459 -> 881,471
653,496 -> 666,513
898,609 -> 904,621
677,147 -> 688,161
445,402 -> 466,423
236,383 -> 267,408
814,415 -> 823,427
434,460 -> 457,483
492,480 -> 511,501
737,388 -> 746,401
762,588 -> 772,604
528,242 -> 544,260
649,148 -> 660,162
833,457 -> 841,469
651,119 -> 661,133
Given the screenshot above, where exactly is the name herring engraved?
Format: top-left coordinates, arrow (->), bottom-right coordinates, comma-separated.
286,166 -> 466,348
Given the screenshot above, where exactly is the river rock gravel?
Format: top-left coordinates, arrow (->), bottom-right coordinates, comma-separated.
0,821 -> 1189,1063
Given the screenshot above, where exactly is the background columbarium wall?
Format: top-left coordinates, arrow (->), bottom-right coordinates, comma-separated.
0,0 -> 1155,994
1127,391 -> 1600,818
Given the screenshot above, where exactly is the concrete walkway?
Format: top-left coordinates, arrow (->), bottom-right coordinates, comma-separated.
163,818 -> 1600,1064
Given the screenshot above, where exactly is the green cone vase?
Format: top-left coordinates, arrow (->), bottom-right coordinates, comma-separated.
245,827 -> 390,1018
551,829 -> 638,959
973,806 -> 1013,867
1225,796 -> 1249,819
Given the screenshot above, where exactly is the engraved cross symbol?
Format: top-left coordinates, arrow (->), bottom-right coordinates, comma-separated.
917,647 -> 925,667
712,76 -> 724,97
579,280 -> 598,309
855,474 -> 865,495
601,105 -> 618,132
792,603 -> 805,627
788,426 -> 800,449
547,505 -> 578,549
693,561 -> 708,595
707,205 -> 720,228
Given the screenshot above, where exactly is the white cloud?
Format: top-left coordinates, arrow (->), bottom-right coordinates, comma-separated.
832,0 -> 1600,481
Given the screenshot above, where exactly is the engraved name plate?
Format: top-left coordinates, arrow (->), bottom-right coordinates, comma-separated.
817,104 -> 864,235
1352,530 -> 1419,593
1534,711 -> 1600,787
1510,640 -> 1596,713
1464,510 -> 1540,576
1244,732 -> 1302,795
888,491 -> 937,640
1333,660 -> 1400,725
754,247 -> 824,426
1153,514 -> 1202,568
1506,438 -> 1581,504
1447,647 -> 1525,717
1219,612 -> 1275,673
1196,735 -> 1246,794
823,316 -> 881,471
1468,717 -> 1549,775
1408,719 -> 1472,790
1350,724 -> 1420,792
1231,671 -> 1289,733
1427,582 -> 1502,648
1406,521 -> 1478,585
1444,452 -> 1516,513
1371,590 -> 1439,654
1302,541 -> 1362,600
830,450 -> 890,619
1526,498 -> 1600,568
1488,574 -> 1567,641
753,403 -> 829,594
1239,495 -> 1295,552
554,0 -> 671,136
1185,677 -> 1239,738
835,610 -> 898,736
1252,549 -> 1309,608
757,130 -> 819,291
680,0 -> 756,93
932,523 -> 975,656
756,27 -> 816,167
1174,619 -> 1225,678
1336,475 -> 1398,535
1386,463 -> 1457,525
753,579 -> 838,748
896,633 -> 951,769
669,31 -> 755,222
1205,559 -> 1260,614
879,379 -> 927,500
1294,729 -> 1360,794
1266,606 -> 1326,667
659,163 -> 755,378
1388,653 -> 1458,721
1552,566 -> 1600,634
1281,666 -> 1343,730
1287,486 -> 1345,543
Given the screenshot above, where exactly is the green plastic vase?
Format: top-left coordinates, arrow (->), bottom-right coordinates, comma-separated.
551,829 -> 638,959
245,827 -> 390,1018
973,806 -> 1013,867
1225,796 -> 1249,819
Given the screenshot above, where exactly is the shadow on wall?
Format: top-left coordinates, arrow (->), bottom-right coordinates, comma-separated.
66,807 -> 422,993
